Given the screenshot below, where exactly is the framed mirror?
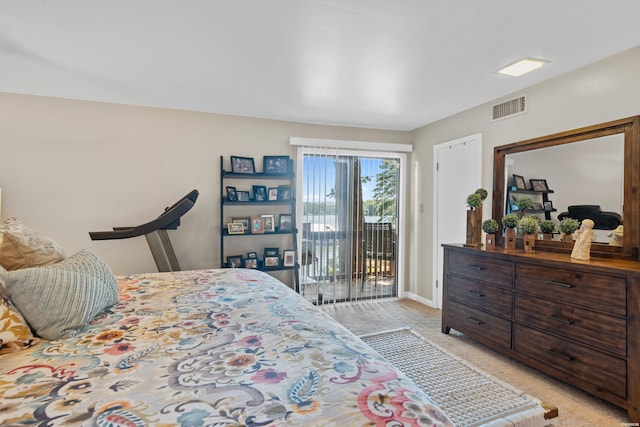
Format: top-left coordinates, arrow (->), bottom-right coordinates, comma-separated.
492,116 -> 640,260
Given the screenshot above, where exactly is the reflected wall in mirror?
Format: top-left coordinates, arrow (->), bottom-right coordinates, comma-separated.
492,116 -> 640,260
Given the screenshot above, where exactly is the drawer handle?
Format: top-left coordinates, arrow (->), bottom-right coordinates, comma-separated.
466,290 -> 484,297
466,264 -> 485,270
547,349 -> 574,361
548,314 -> 574,325
465,316 -> 484,325
546,280 -> 574,289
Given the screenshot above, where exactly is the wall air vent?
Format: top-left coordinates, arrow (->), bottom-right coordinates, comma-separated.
491,94 -> 527,122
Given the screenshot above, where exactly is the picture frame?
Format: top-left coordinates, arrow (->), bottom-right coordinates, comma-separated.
247,251 -> 257,259
544,201 -> 554,211
250,216 -> 264,234
529,179 -> 549,192
264,247 -> 279,257
253,185 -> 267,202
227,222 -> 245,235
244,258 -> 258,269
263,155 -> 290,174
532,202 -> 543,211
264,256 -> 280,268
268,187 -> 279,201
282,249 -> 296,267
237,190 -> 250,202
226,255 -> 243,268
513,174 -> 526,190
226,186 -> 237,201
261,214 -> 275,232
277,185 -> 292,201
232,217 -> 250,231
279,213 -> 293,232
231,156 -> 255,174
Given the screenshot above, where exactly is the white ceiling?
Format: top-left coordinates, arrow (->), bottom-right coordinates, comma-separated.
2,1 -> 640,131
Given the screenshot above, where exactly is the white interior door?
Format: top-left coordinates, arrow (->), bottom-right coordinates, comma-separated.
433,134 -> 482,308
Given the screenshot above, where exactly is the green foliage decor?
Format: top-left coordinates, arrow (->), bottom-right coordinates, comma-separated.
466,188 -> 488,209
514,196 -> 534,211
540,219 -> 556,234
502,213 -> 519,229
518,216 -> 539,234
482,218 -> 499,234
559,217 -> 580,234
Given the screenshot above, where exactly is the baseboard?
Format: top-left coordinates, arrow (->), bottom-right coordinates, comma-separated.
404,291 -> 438,308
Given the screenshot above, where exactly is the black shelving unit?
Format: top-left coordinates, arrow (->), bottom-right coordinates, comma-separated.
219,156 -> 300,291
506,185 -> 557,220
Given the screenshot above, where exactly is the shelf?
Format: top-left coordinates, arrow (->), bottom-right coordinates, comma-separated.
222,171 -> 294,180
223,230 -> 296,237
223,200 -> 295,206
508,186 -> 554,194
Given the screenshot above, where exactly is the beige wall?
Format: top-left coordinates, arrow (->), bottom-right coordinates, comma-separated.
0,93 -> 409,279
410,45 -> 640,302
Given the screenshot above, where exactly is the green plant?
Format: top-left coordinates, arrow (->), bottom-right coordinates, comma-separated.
474,188 -> 488,201
466,193 -> 482,209
540,220 -> 556,234
514,196 -> 534,211
518,216 -> 539,234
482,218 -> 499,234
559,217 -> 580,234
502,213 -> 519,229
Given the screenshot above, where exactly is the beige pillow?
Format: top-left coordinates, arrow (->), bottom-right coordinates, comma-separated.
0,295 -> 39,354
0,230 -> 65,271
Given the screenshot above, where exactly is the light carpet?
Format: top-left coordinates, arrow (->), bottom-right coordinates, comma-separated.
360,327 -> 553,427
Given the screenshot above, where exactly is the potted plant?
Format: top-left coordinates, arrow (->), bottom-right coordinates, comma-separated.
559,217 -> 580,242
540,219 -> 556,240
482,218 -> 499,250
465,188 -> 488,247
514,196 -> 534,215
518,216 -> 539,253
502,213 -> 519,250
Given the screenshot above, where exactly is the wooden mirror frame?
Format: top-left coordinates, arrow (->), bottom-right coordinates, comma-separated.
492,115 -> 640,260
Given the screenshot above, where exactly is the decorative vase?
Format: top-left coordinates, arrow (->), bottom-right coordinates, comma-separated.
465,205 -> 483,247
505,228 -> 516,250
562,233 -> 574,242
523,233 -> 536,253
485,233 -> 496,250
542,233 -> 553,240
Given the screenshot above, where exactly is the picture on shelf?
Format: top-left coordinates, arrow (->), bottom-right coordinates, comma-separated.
530,179 -> 549,191
251,217 -> 264,234
226,186 -> 237,201
237,191 -> 250,202
532,202 -> 543,211
513,174 -> 526,190
261,214 -> 275,232
264,247 -> 279,257
227,255 -> 243,268
231,156 -> 255,174
544,201 -> 554,211
232,217 -> 250,231
268,187 -> 279,201
247,251 -> 257,259
264,256 -> 280,267
227,222 -> 244,235
253,185 -> 267,201
279,213 -> 293,232
244,258 -> 258,269
263,155 -> 290,174
277,185 -> 292,200
283,250 -> 295,267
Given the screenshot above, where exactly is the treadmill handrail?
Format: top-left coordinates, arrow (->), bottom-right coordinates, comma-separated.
89,189 -> 199,240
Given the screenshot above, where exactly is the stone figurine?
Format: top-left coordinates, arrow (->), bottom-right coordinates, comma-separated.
571,219 -> 596,260
608,225 -> 624,246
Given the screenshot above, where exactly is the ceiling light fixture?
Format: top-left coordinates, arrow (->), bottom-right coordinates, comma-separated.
497,58 -> 548,77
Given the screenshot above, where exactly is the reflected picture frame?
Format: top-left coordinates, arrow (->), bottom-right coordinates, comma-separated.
226,255 -> 243,268
513,174 -> 526,190
279,213 -> 293,232
261,214 -> 275,232
264,256 -> 280,268
250,216 -> 264,234
227,222 -> 244,235
263,155 -> 290,174
529,179 -> 549,192
282,249 -> 295,267
231,156 -> 256,174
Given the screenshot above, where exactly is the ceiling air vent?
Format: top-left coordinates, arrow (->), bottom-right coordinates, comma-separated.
491,94 -> 527,122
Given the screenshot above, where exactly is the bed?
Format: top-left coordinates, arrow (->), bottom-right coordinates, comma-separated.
0,219 -> 453,426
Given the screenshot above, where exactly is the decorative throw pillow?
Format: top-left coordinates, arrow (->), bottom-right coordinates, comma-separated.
0,296 -> 39,354
0,217 -> 65,271
0,249 -> 119,340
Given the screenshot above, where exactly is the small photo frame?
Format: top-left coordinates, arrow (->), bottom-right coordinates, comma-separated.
283,249 -> 296,267
226,186 -> 237,201
263,155 -> 290,174
279,213 -> 293,232
544,201 -> 554,211
264,247 -> 279,257
513,174 -> 526,190
264,256 -> 280,268
268,187 -> 279,201
231,156 -> 255,174
237,191 -> 251,202
232,217 -> 250,231
253,185 -> 267,201
532,202 -> 543,211
227,255 -> 243,268
247,251 -> 257,259
529,179 -> 549,192
251,216 -> 264,234
261,214 -> 275,232
277,185 -> 292,201
244,258 -> 258,269
227,222 -> 245,235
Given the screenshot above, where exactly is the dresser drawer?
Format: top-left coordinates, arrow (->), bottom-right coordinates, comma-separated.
447,274 -> 512,316
515,295 -> 626,357
447,250 -> 513,288
514,324 -> 626,399
515,263 -> 626,316
445,300 -> 511,351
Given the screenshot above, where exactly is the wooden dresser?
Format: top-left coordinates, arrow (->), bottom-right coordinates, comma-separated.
442,244 -> 640,421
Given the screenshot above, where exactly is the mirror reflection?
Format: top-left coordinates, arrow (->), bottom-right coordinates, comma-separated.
505,134 -> 624,243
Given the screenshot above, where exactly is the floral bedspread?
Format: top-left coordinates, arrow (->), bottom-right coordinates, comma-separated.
0,268 -> 453,426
